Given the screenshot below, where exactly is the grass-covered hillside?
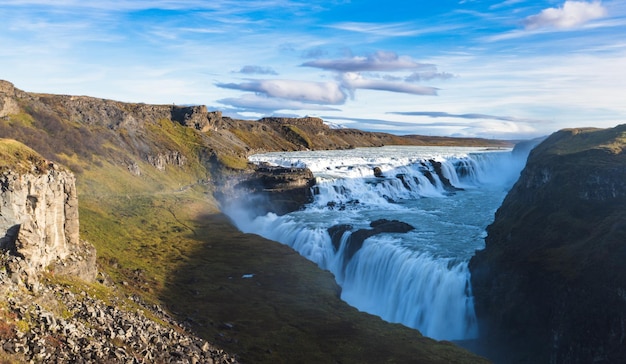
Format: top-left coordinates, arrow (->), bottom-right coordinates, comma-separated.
0,80 -> 493,363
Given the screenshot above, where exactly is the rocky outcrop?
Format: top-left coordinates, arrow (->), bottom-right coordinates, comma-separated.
171,105 -> 222,132
0,145 -> 96,283
43,95 -> 222,132
0,80 -> 21,118
0,139 -> 96,282
218,163 -> 316,216
145,151 -> 187,171
329,219 -> 415,267
469,125 -> 626,363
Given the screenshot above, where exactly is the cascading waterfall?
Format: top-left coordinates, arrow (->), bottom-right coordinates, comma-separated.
224,146 -> 527,341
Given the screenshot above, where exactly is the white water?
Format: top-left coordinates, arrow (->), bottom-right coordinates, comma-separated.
224,146 -> 527,340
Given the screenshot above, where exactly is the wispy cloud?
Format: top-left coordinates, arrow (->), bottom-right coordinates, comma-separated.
404,70 -> 455,82
0,0 -> 315,14
489,0 -> 525,10
302,51 -> 429,72
340,73 -> 438,96
390,111 -> 546,124
218,94 -> 341,112
320,115 -> 540,138
328,22 -> 421,37
327,21 -> 460,38
216,79 -> 347,104
524,1 -> 608,30
236,65 -> 279,75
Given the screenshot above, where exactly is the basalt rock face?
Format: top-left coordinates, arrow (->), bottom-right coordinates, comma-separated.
0,158 -> 96,283
219,163 -> 316,216
0,80 -> 21,117
46,94 -> 222,132
329,219 -> 415,268
469,125 -> 626,363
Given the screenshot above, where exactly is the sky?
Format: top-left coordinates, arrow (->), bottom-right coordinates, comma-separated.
1,1 -> 625,139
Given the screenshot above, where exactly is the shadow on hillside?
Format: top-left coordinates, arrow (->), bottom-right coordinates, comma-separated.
160,213 -> 488,364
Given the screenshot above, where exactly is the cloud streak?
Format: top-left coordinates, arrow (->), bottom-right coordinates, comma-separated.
218,94 -> 341,112
391,111 -> 546,124
217,79 -> 347,105
340,73 -> 438,96
327,21 -> 462,38
236,65 -> 278,75
524,1 -> 607,30
302,51 -> 428,72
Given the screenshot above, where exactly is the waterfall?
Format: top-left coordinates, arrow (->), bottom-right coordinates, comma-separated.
226,146 -> 527,341
339,236 -> 477,340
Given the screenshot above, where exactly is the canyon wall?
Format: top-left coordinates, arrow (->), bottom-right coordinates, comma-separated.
0,143 -> 96,284
469,125 -> 626,363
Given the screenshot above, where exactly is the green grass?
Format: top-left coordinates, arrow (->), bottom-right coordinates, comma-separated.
216,153 -> 249,170
0,138 -> 49,173
6,112 -> 35,127
541,126 -> 626,156
284,125 -> 313,149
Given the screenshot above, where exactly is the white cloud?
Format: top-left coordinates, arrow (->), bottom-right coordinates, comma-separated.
329,22 -> 424,37
217,79 -> 347,105
237,65 -> 278,75
218,94 -> 341,112
524,1 -> 607,30
340,73 -> 438,96
405,70 -> 455,82
302,51 -> 428,72
450,120 -> 540,139
328,21 -> 461,38
390,111 -> 545,124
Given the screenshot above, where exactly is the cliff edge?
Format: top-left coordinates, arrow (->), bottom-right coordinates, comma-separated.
469,125 -> 626,363
0,139 -> 96,284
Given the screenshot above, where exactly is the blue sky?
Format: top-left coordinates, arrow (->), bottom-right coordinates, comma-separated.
1,1 -> 625,139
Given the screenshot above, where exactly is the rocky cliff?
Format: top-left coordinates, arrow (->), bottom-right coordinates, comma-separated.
469,125 -> 626,363
0,139 -> 96,283
217,163 -> 316,216
0,80 -> 21,118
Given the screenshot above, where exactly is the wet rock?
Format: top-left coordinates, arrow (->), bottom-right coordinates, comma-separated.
373,166 -> 384,178
328,224 -> 353,252
328,219 -> 415,268
223,164 -> 316,216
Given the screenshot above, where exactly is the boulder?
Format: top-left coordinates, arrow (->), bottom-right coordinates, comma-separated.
329,219 -> 415,268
